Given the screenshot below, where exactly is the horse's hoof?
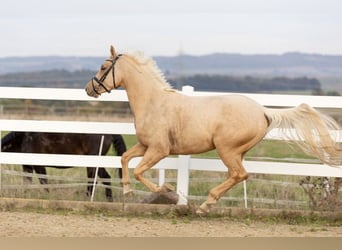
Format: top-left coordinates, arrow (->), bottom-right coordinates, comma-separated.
196,202 -> 210,216
160,183 -> 175,193
107,197 -> 114,202
123,189 -> 134,196
123,183 -> 132,195
196,207 -> 209,216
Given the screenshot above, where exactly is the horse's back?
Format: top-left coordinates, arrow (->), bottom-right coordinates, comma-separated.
176,93 -> 266,127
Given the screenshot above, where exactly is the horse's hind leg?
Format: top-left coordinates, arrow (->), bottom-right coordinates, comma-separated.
197,153 -> 248,215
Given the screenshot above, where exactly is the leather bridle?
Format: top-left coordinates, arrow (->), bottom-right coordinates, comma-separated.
91,54 -> 122,94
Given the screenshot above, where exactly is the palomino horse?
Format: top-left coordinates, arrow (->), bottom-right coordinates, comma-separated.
85,45 -> 341,214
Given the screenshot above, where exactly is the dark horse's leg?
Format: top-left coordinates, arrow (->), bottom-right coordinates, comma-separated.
112,134 -> 126,180
22,165 -> 34,184
86,167 -> 113,202
34,166 -> 49,192
86,167 -> 95,198
99,168 -> 114,202
33,166 -> 48,185
22,165 -> 49,192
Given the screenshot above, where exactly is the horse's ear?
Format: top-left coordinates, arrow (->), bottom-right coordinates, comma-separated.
110,45 -> 117,58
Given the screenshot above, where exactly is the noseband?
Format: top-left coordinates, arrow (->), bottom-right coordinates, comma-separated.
92,54 -> 122,94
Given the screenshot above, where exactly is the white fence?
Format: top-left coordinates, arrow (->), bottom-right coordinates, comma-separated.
0,86 -> 341,206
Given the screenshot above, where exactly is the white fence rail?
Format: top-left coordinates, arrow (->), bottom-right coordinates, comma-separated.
0,86 -> 341,206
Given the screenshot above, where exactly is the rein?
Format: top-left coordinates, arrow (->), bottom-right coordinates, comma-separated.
92,54 -> 122,94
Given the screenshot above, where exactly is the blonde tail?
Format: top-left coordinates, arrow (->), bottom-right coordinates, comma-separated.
264,103 -> 342,166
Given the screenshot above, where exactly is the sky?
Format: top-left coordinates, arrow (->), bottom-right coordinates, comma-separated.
1,0 -> 342,57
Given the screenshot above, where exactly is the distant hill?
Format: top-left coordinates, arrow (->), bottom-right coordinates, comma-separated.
1,52 -> 342,78
0,56 -> 103,74
158,52 -> 342,77
0,52 -> 342,93
0,69 -> 323,94
0,69 -> 95,88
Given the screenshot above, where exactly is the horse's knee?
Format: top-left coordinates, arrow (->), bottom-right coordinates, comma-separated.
133,168 -> 141,181
98,168 -> 111,179
121,152 -> 129,165
239,171 -> 248,181
229,170 -> 248,183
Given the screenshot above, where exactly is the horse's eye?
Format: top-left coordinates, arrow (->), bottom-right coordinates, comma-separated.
101,65 -> 106,71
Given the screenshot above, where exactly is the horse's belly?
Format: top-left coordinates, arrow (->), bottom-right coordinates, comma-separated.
170,144 -> 214,155
169,132 -> 214,155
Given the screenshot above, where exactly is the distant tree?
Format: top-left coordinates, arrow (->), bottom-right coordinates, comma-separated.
168,74 -> 322,93
326,91 -> 341,96
0,70 -> 324,93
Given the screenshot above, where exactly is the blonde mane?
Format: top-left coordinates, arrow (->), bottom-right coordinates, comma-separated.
125,52 -> 174,91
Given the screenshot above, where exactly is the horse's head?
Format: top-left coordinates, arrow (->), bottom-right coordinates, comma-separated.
85,45 -> 122,98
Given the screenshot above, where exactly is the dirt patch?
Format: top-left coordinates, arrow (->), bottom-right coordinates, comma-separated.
1,211 -> 342,237
0,198 -> 341,237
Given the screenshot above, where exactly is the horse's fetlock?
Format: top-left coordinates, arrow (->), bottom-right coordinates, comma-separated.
122,180 -> 130,185
208,192 -> 219,203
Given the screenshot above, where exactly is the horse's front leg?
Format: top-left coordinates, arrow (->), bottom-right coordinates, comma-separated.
133,148 -> 168,193
22,165 -> 34,184
121,143 -> 147,195
34,166 -> 49,193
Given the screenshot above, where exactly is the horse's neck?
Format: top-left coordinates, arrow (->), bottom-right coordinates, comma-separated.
122,63 -> 167,119
125,80 -> 165,119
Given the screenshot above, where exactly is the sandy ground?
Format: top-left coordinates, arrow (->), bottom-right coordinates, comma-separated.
1,211 -> 341,237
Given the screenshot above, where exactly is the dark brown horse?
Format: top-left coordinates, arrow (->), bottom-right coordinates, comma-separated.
1,132 -> 126,201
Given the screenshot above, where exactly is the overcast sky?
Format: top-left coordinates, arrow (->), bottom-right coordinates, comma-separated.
1,0 -> 342,57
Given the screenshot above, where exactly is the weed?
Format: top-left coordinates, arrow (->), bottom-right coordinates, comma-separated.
300,177 -> 342,211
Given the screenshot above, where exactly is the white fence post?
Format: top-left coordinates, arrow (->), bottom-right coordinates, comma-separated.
176,155 -> 190,205
158,169 -> 165,186
182,85 -> 194,95
175,85 -> 195,205
243,180 -> 248,208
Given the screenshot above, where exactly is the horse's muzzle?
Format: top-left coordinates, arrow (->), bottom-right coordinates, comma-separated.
85,83 -> 99,98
